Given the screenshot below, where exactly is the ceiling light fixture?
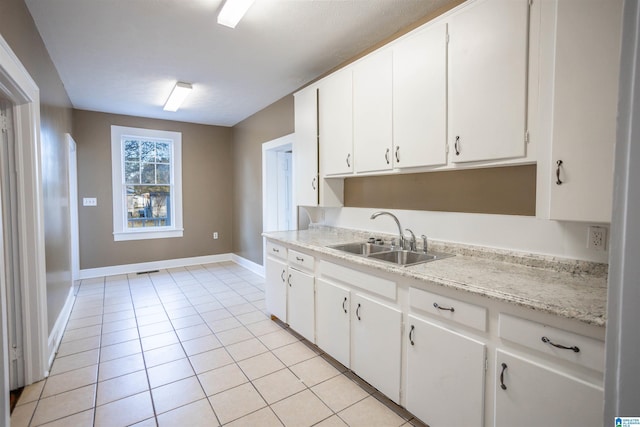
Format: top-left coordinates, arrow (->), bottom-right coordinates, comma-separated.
163,82 -> 192,112
217,0 -> 255,29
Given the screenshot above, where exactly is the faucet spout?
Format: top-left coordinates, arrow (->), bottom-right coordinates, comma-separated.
370,211 -> 404,250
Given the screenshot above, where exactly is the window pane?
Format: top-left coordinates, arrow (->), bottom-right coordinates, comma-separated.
126,185 -> 171,228
141,141 -> 156,163
156,164 -> 170,184
156,142 -> 171,163
141,164 -> 156,184
125,161 -> 140,184
124,140 -> 139,161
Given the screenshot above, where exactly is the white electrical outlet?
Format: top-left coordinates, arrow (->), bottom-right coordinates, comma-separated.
213,232 -> 219,240
587,226 -> 607,251
83,197 -> 97,207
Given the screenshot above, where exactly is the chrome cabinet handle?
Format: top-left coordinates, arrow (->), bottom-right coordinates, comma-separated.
555,160 -> 563,185
409,325 -> 415,346
356,303 -> 361,320
541,336 -> 579,353
287,274 -> 292,287
280,270 -> 285,282
454,136 -> 461,156
272,248 -> 279,253
433,302 -> 455,312
296,256 -> 304,262
499,363 -> 508,390
395,146 -> 400,163
346,153 -> 351,168
385,148 -> 390,164
342,297 -> 347,314
312,177 -> 316,190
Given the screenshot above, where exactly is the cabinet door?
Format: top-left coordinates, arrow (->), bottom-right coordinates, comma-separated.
548,0 -> 622,222
406,315 -> 486,427
449,0 -> 529,163
319,69 -> 353,176
287,268 -> 315,343
294,87 -> 318,207
353,49 -> 393,173
351,293 -> 402,403
316,278 -> 350,368
393,21 -> 447,168
265,257 -> 287,321
495,350 -> 603,427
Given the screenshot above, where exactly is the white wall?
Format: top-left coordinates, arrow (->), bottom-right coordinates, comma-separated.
323,207 -> 609,263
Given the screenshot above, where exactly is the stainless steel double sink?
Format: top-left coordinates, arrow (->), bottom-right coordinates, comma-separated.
327,242 -> 453,267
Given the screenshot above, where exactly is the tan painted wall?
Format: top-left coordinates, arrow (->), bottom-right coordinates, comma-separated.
232,96 -> 294,265
73,110 -> 234,270
1,0 -> 74,333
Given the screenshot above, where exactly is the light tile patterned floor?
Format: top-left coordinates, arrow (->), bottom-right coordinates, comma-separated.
10,262 -> 425,427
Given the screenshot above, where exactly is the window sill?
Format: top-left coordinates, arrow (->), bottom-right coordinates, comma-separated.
113,228 -> 184,242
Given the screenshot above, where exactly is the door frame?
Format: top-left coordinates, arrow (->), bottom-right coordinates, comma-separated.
0,35 -> 49,418
67,134 -> 80,287
261,133 -> 295,261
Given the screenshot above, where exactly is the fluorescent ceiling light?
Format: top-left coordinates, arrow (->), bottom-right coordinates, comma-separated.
163,82 -> 192,112
217,0 -> 255,28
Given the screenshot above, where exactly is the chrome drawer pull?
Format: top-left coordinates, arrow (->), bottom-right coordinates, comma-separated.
433,302 -> 455,312
409,325 -> 415,346
342,297 -> 347,314
272,248 -> 279,253
296,256 -> 304,262
541,336 -> 580,353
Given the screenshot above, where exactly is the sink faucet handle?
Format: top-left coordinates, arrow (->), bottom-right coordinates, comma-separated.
420,234 -> 428,253
405,228 -> 417,251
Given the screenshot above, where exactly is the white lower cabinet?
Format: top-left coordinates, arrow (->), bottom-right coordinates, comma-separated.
351,292 -> 402,403
316,278 -> 350,368
494,350 -> 603,427
406,315 -> 486,427
286,267 -> 315,343
265,256 -> 287,321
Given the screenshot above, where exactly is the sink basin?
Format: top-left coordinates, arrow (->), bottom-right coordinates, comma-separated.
367,250 -> 453,267
328,242 -> 392,256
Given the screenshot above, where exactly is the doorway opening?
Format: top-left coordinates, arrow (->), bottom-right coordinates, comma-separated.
262,134 -> 295,260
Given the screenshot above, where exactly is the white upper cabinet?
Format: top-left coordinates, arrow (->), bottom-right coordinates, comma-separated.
294,86 -> 318,207
319,69 -> 353,176
448,0 -> 529,163
547,0 -> 622,223
353,49 -> 394,173
393,21 -> 448,168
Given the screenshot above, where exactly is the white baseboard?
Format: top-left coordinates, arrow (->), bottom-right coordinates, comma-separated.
232,254 -> 265,277
47,285 -> 75,375
79,253 -> 234,279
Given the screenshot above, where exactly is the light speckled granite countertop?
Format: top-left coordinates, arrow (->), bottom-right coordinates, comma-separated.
263,226 -> 607,327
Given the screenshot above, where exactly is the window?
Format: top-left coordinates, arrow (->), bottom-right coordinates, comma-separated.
111,125 -> 183,241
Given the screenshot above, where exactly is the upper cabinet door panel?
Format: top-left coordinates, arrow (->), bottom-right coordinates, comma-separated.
294,87 -> 319,207
449,0 -> 529,163
319,69 -> 353,176
548,0 -> 622,222
353,49 -> 393,173
393,21 -> 448,168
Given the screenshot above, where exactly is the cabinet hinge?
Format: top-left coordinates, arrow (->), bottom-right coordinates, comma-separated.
485,357 -> 488,372
528,0 -> 533,6
525,130 -> 530,144
446,32 -> 450,44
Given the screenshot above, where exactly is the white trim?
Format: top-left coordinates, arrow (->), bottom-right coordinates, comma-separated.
79,253 -> 233,279
67,134 -> 80,285
0,34 -> 48,397
231,254 -> 265,277
46,286 -> 75,375
110,125 -> 183,241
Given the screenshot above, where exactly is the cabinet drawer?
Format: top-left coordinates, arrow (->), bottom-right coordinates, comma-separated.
409,287 -> 487,332
288,249 -> 315,272
319,261 -> 396,301
266,241 -> 287,260
499,314 -> 604,373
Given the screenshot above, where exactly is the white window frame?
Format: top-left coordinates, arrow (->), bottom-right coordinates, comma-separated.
111,125 -> 183,241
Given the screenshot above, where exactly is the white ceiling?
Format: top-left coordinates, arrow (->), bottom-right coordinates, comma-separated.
26,0 -> 455,127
